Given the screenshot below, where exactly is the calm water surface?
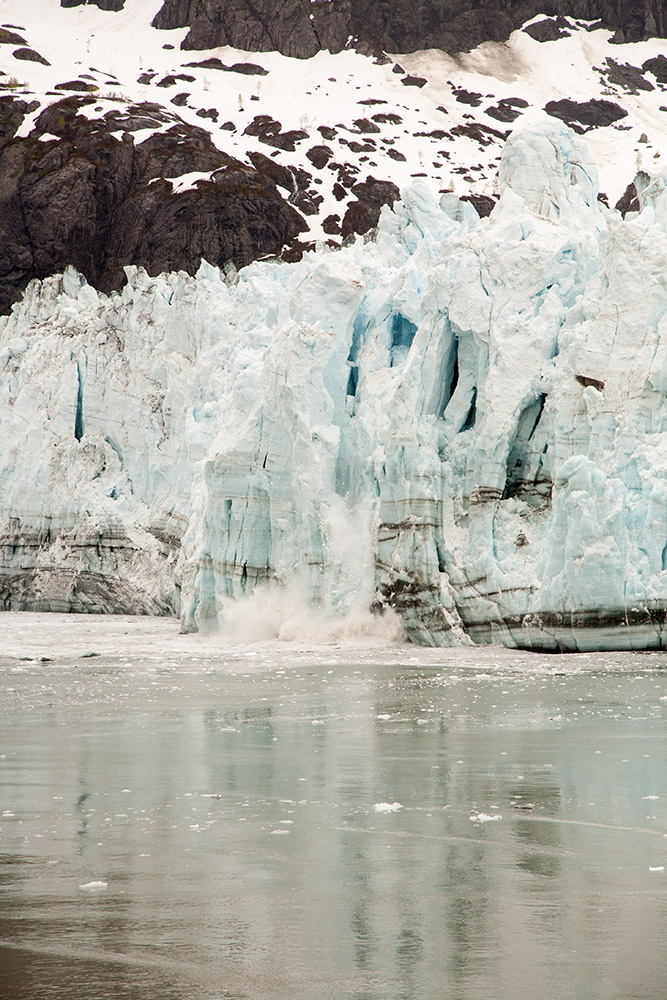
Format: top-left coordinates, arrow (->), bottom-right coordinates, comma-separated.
1,613 -> 666,1000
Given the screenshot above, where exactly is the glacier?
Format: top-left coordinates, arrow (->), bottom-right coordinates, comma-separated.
3,120 -> 667,652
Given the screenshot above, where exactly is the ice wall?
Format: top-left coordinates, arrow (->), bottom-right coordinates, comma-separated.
2,121 -> 667,650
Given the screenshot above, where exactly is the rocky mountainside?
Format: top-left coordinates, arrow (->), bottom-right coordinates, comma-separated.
1,0 -> 666,311
69,0 -> 667,55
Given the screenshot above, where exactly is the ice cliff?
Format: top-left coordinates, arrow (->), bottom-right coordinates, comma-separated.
3,120 -> 667,651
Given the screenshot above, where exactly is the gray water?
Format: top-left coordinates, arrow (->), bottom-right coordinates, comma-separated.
1,613 -> 667,1000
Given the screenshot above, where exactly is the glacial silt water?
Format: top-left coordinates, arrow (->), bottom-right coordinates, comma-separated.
1,613 -> 666,1000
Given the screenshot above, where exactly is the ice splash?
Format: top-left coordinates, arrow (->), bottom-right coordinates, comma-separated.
209,579 -> 406,645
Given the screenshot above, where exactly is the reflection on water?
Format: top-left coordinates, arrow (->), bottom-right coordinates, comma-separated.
0,615 -> 666,999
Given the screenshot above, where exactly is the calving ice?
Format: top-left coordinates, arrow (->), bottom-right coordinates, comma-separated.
2,121 -> 667,652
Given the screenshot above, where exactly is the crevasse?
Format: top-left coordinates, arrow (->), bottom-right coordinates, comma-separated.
2,121 -> 667,651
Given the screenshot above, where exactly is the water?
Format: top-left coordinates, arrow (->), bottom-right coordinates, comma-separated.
1,613 -> 666,1000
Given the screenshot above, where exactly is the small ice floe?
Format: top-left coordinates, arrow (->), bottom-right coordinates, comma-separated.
470,812 -> 502,823
649,866 -> 665,872
374,802 -> 402,813
79,881 -> 108,890
642,795 -> 660,801
270,829 -> 290,835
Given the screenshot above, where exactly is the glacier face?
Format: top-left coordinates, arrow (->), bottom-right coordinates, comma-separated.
3,121 -> 667,651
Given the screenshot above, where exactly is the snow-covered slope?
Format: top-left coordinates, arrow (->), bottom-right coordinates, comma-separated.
2,0 -> 667,260
3,120 -> 667,651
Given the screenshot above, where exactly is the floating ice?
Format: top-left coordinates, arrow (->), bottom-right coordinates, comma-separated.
79,881 -> 109,889
374,802 -> 403,813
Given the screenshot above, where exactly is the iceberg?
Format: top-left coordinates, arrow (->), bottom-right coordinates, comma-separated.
2,121 -> 667,651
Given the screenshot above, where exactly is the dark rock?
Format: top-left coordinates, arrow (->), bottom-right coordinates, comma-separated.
575,374 -> 605,391
0,95 -> 306,313
0,96 -> 39,142
392,63 -> 405,74
61,0 -> 125,8
614,176 -> 646,216
335,163 -> 360,188
322,213 -> 341,234
341,175 -> 400,238
387,148 -> 406,161
401,75 -> 427,87
196,108 -> 219,121
523,17 -> 571,41
453,87 -> 483,106
344,139 -> 376,152
12,47 -> 50,65
183,59 -> 268,75
184,57 -> 228,69
228,62 -> 268,75
244,114 -> 308,151
352,117 -> 381,133
643,55 -> 667,83
332,182 -> 347,201
156,73 -> 195,87
153,0 -> 329,59
600,57 -> 653,93
171,93 -> 189,106
0,28 -> 28,45
545,98 -> 628,127
485,97 -> 528,122
246,149 -> 320,215
248,149 -> 295,191
151,0 -> 667,58
451,122 -> 508,144
55,80 -> 100,92
460,193 -> 496,217
220,120 -> 236,130
372,112 -> 402,124
358,98 -> 386,105
318,125 -> 337,140
265,129 -> 309,151
306,144 -> 333,168
414,129 -> 449,138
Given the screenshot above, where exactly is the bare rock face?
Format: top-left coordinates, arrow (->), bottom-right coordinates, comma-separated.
60,0 -> 126,9
341,176 -> 400,238
152,0 -> 351,57
544,98 -> 628,129
148,0 -> 666,57
0,96 -> 306,313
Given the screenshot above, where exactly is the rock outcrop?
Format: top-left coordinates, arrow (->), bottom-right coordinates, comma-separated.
147,0 -> 666,57
0,95 -> 306,313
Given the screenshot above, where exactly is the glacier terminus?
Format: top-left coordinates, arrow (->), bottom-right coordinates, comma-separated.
2,121 -> 667,652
